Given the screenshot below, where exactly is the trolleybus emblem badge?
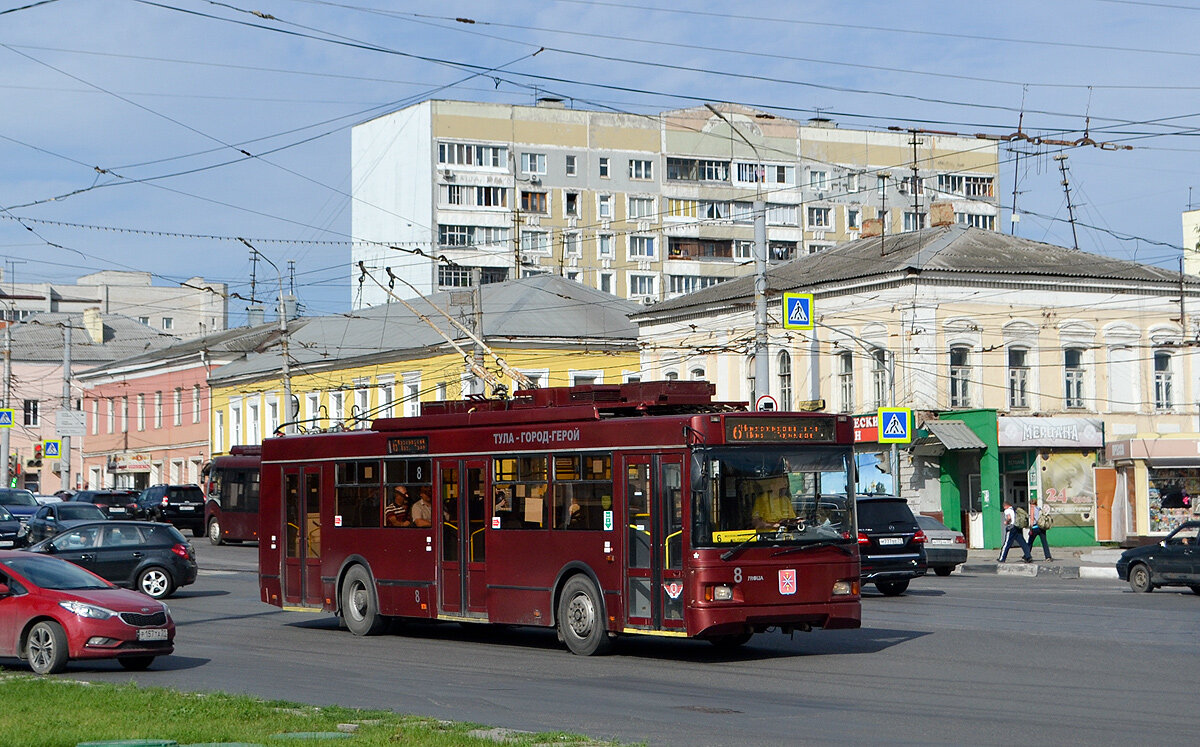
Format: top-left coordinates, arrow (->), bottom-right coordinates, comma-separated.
779,569 -> 797,595
663,581 -> 683,599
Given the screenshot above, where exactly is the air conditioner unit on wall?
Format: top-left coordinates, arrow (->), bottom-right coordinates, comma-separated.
441,169 -> 454,180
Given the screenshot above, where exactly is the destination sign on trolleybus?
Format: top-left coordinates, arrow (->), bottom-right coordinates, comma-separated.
725,416 -> 837,443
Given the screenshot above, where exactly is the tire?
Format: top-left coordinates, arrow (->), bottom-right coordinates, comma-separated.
875,580 -> 910,596
709,632 -> 753,650
341,565 -> 388,636
26,621 -> 69,675
191,526 -> 205,538
137,566 -> 175,599
1190,585 -> 1200,595
118,656 -> 155,671
556,575 -> 612,656
1128,563 -> 1153,593
934,566 -> 953,577
208,518 -> 224,546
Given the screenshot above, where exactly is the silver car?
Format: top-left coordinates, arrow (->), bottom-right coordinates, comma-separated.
915,514 -> 967,576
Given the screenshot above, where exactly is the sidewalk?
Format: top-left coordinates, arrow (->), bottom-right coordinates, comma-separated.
960,546 -> 1121,580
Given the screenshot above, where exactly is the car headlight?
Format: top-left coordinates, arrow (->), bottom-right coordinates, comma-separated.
59,600 -> 116,620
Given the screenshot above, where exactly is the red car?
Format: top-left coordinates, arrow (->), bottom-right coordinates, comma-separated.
0,550 -> 174,674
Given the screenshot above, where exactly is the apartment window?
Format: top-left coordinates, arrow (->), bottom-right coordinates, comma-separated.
808,170 -> 829,190
777,351 -> 792,410
137,316 -> 150,326
230,403 -> 242,444
563,232 -> 581,257
668,275 -> 724,294
877,175 -> 889,196
475,186 -> 507,207
598,194 -> 612,219
91,399 -> 98,435
730,202 -> 753,223
900,176 -> 923,195
767,203 -> 797,226
702,201 -> 729,220
599,157 -> 610,177
1008,348 -> 1030,409
838,352 -> 854,414
23,399 -> 38,427
437,225 -> 510,249
736,162 -> 763,183
438,141 -> 506,167
847,173 -> 861,192
664,370 -> 679,382
306,393 -> 319,423
1154,350 -> 1174,410
173,388 -> 182,426
629,236 -> 656,259
957,213 -> 996,230
598,271 -> 615,294
964,175 -> 995,198
734,241 -> 753,260
444,184 -> 466,205
404,377 -> 421,417
667,198 -> 697,219
249,402 -> 261,442
154,391 -> 163,429
381,383 -> 395,418
1064,348 -> 1085,409
520,152 -> 546,175
598,234 -> 614,257
121,396 -> 128,433
872,349 -> 889,410
629,196 -> 655,220
937,174 -> 964,194
192,385 -> 201,423
566,270 -> 581,283
268,400 -> 279,435
215,410 -> 224,453
439,267 -> 472,289
564,191 -> 579,216
847,208 -> 861,230
162,317 -> 174,331
521,230 -> 550,254
629,159 -> 653,180
330,392 -> 344,425
106,398 -> 114,434
628,274 -> 657,299
520,191 -> 548,214
903,212 -> 927,232
702,159 -> 729,181
355,387 -> 369,426
949,347 -> 971,408
565,155 -> 577,176
137,394 -> 145,431
807,206 -> 832,229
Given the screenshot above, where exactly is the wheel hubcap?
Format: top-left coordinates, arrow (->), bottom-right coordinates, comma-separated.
349,582 -> 368,621
29,627 -> 53,670
142,571 -> 168,596
566,592 -> 595,638
209,521 -> 220,541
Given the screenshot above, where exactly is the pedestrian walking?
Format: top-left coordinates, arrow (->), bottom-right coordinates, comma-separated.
997,500 -> 1032,563
1028,498 -> 1054,561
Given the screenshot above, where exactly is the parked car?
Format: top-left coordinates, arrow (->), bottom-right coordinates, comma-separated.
1116,520 -> 1200,594
856,494 -> 927,596
24,503 -> 108,545
67,490 -> 139,519
0,488 -> 41,524
0,506 -> 23,549
24,520 -> 197,599
915,514 -> 968,576
132,485 -> 206,537
0,549 -> 174,674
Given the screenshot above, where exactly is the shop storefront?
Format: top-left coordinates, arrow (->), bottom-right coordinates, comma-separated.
1106,436 -> 1200,542
107,452 -> 155,491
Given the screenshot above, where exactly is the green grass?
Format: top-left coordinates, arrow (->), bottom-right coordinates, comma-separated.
0,671 -> 621,747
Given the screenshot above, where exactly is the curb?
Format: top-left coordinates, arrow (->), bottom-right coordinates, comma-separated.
960,561 -> 1116,579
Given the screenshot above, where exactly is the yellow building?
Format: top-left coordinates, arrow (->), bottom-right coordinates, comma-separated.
208,275 -> 641,454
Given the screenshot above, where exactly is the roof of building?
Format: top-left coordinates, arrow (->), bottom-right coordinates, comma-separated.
636,224 -> 1194,320
210,274 -> 640,383
9,312 -> 177,364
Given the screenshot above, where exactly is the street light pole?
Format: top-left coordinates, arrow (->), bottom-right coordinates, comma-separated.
244,244 -> 294,435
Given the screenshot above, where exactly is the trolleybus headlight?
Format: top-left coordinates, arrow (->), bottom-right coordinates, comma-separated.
706,584 -> 734,601
831,580 -> 858,596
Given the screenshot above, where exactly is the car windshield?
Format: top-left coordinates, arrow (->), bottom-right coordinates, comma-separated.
166,487 -> 204,502
691,445 -> 855,547
57,504 -> 107,520
1,555 -> 110,590
0,489 -> 38,507
915,515 -> 947,531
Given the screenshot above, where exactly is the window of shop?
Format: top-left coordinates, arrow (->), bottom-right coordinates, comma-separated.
1154,351 -> 1174,410
1064,348 -> 1085,409
949,346 -> 971,408
1008,347 -> 1030,409
1146,467 -> 1199,533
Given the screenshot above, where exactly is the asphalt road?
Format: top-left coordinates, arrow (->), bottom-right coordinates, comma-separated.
30,543 -> 1200,746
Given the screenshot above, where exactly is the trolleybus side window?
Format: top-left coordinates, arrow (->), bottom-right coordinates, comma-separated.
383,459 -> 432,528
493,455 -> 548,528
552,454 -> 612,530
335,460 -> 380,527
627,463 -> 651,568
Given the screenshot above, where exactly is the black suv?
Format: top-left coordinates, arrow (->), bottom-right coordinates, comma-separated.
856,494 -> 927,596
133,485 -> 206,537
68,489 -> 140,518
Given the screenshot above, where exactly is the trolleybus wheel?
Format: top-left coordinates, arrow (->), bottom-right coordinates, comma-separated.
207,518 -> 224,546
342,565 -> 388,636
557,575 -> 612,656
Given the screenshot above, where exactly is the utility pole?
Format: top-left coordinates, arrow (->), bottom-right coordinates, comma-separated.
1,321 -> 10,488
61,324 -> 71,492
242,242 -> 294,435
1054,154 -> 1081,251
472,267 -> 485,395
909,131 -> 922,230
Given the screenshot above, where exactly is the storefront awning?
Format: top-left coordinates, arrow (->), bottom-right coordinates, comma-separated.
912,420 -> 988,456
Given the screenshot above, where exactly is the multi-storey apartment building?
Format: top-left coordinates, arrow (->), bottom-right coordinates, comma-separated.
351,100 -> 1000,309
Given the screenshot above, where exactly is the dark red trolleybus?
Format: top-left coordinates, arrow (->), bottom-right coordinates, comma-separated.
258,381 -> 861,654
203,445 -> 261,545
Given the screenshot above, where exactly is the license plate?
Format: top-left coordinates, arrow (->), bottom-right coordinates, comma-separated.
0,540 -> 12,548
930,538 -> 953,545
878,537 -> 904,546
179,505 -> 195,511
137,628 -> 168,641
110,507 -> 126,513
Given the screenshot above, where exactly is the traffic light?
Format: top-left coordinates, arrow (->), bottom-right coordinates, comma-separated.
7,452 -> 18,488
31,443 -> 43,468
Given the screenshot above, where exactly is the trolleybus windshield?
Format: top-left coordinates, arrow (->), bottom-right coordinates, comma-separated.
692,445 -> 854,548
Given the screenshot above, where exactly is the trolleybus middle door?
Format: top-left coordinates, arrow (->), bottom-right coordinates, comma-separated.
282,465 -> 323,607
437,458 -> 488,619
624,454 -> 685,632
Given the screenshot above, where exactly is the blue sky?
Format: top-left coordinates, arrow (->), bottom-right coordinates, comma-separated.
1,0 -> 1196,321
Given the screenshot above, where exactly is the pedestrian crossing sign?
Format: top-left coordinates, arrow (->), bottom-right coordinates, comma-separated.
0,409 -> 12,428
43,440 -> 61,459
876,408 -> 912,444
782,292 -> 814,330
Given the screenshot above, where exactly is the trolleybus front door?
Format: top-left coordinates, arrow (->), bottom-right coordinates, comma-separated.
624,454 -> 685,632
282,466 -> 323,607
437,459 -> 488,618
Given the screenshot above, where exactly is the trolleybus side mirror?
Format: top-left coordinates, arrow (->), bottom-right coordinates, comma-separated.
690,454 -> 706,492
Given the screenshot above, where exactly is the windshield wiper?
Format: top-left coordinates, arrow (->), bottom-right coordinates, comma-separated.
719,534 -> 766,561
771,540 -> 854,558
